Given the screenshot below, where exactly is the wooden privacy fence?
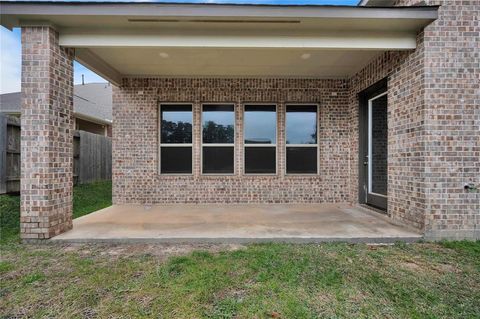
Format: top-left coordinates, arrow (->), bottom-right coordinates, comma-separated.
0,115 -> 20,194
0,114 -> 112,194
73,130 -> 112,185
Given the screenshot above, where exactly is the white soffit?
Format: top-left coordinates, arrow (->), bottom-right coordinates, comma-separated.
0,2 -> 438,83
88,47 -> 382,78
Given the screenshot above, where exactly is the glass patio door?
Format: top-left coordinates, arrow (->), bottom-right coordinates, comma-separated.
365,91 -> 388,210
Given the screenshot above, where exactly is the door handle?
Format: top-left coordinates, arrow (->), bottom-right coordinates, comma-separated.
363,161 -> 368,165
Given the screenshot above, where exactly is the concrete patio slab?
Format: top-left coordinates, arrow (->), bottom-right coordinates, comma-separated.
52,203 -> 422,244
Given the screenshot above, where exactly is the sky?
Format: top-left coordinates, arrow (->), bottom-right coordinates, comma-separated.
0,0 -> 357,94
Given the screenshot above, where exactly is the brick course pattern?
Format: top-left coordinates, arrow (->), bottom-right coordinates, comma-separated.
396,0 -> 479,239
113,79 -> 352,205
20,26 -> 74,240
349,0 -> 479,239
113,0 -> 479,240
349,48 -> 427,230
19,1 -> 478,240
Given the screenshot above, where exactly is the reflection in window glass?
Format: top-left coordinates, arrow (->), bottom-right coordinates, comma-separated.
370,94 -> 388,195
244,105 -> 277,174
286,105 -> 318,174
286,105 -> 317,144
160,104 -> 193,174
202,104 -> 235,174
244,105 -> 276,144
202,104 -> 235,144
161,104 -> 193,144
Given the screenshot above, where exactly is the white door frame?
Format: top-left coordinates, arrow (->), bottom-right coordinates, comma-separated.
367,91 -> 388,198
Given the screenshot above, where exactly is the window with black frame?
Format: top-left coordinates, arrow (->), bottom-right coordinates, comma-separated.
160,104 -> 193,174
244,104 -> 276,174
285,105 -> 318,174
202,104 -> 235,174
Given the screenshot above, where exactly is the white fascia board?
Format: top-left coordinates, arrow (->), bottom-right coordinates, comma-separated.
61,31 -> 417,50
0,3 -> 438,20
74,112 -> 112,125
358,0 -> 397,7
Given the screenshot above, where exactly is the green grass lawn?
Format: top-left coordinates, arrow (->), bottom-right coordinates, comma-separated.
0,180 -> 112,243
1,182 -> 479,318
0,241 -> 479,318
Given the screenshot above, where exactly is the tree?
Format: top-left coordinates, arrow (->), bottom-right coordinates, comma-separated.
202,121 -> 234,143
161,120 -> 192,143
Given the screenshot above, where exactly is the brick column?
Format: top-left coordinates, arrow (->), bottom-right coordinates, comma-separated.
20,26 -> 74,240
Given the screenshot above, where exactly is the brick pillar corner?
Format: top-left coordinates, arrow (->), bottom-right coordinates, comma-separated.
20,26 -> 74,240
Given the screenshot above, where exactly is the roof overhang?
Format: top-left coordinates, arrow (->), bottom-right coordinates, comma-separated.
358,0 -> 397,7
0,2 -> 438,84
74,112 -> 112,125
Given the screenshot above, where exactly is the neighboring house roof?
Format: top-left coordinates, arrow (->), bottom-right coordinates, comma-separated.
73,83 -> 112,124
0,83 -> 112,124
0,92 -> 20,114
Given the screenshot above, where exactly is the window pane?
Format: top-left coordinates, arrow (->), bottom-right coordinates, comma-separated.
245,147 -> 276,174
286,105 -> 317,144
161,147 -> 192,174
161,104 -> 193,144
244,105 -> 276,144
286,147 -> 317,174
202,104 -> 235,143
370,94 -> 388,195
203,147 -> 234,174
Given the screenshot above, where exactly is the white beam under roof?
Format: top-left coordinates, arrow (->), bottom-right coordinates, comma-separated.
60,30 -> 417,50
0,1 -> 438,80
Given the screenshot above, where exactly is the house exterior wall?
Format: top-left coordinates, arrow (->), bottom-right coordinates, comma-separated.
18,1 -> 477,240
348,0 -> 479,239
349,48 -> 427,231
113,79 -> 353,205
406,0 -> 479,240
112,0 -> 479,240
20,26 -> 74,240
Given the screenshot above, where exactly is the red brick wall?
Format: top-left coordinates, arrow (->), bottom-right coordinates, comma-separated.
389,0 -> 480,239
113,79 -> 353,204
20,26 -> 74,240
413,0 -> 479,239
111,0 -> 479,239
350,0 -> 480,239
349,47 -> 427,230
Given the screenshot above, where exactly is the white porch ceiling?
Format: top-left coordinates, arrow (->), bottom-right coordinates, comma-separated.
86,47 -> 381,79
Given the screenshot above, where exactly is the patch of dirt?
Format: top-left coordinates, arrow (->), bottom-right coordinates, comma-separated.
401,261 -> 422,271
55,242 -> 247,261
399,259 -> 460,274
432,263 -> 460,274
215,287 -> 248,302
